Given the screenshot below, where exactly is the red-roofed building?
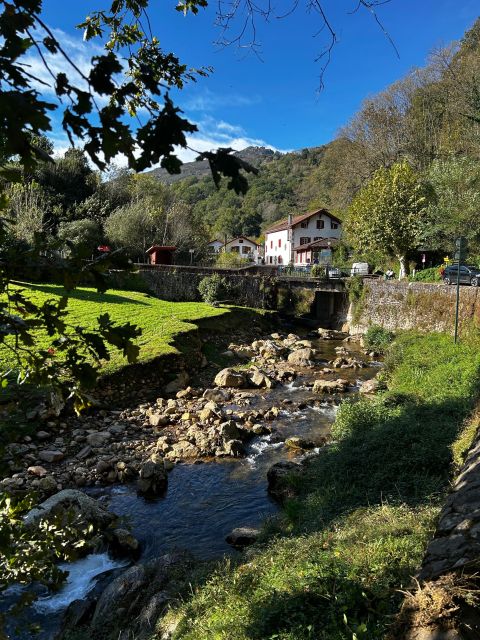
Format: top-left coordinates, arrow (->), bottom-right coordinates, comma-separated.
264,208 -> 342,266
145,245 -> 176,265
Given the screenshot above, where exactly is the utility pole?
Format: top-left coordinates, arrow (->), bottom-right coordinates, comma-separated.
454,236 -> 468,344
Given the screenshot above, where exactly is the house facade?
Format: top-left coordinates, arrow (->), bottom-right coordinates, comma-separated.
207,239 -> 224,254
264,209 -> 342,266
224,236 -> 263,262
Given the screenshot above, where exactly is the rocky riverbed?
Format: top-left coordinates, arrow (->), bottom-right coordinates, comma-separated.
1,325 -> 383,639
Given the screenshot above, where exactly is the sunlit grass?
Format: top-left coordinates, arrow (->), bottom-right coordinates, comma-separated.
1,282 -> 229,375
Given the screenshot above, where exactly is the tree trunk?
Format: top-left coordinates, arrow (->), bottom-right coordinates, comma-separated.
397,255 -> 408,279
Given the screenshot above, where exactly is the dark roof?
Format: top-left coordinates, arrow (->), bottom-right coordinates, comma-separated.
265,208 -> 342,234
145,245 -> 176,254
293,237 -> 339,252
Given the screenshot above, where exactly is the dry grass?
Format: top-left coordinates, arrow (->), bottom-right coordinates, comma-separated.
389,573 -> 480,639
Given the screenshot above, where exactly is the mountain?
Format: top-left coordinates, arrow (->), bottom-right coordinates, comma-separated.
148,146 -> 283,185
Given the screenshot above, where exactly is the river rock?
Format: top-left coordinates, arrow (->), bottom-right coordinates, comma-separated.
312,379 -> 349,394
219,420 -> 243,441
214,368 -> 247,388
267,460 -> 304,502
165,440 -> 200,460
164,372 -> 189,394
137,454 -> 167,495
226,526 -> 260,548
38,449 -> 64,463
247,368 -> 274,389
199,406 -> 218,421
287,348 -> 315,366
149,413 -> 170,427
111,528 -> 140,556
86,431 -> 111,447
27,465 -> 48,477
359,379 -> 381,394
91,552 -> 193,638
203,388 -> 232,402
284,437 -> 316,450
37,475 -> 58,494
24,489 -> 115,529
220,439 -> 245,457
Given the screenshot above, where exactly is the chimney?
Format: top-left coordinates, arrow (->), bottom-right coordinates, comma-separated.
288,213 -> 293,227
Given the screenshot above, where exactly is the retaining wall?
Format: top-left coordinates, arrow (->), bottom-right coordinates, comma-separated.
349,280 -> 480,334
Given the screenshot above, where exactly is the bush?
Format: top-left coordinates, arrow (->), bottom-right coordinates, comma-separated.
409,266 -> 442,282
363,325 -> 395,353
198,273 -> 228,305
216,252 -> 249,268
310,263 -> 326,277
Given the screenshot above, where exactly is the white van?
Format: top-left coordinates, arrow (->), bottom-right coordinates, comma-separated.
350,262 -> 369,276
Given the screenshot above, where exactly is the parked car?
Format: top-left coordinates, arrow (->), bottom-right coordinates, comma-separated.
351,262 -> 369,276
327,266 -> 342,279
443,264 -> 480,286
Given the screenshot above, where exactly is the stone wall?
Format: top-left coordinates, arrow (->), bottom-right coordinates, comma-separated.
139,267 -> 277,309
349,280 -> 480,334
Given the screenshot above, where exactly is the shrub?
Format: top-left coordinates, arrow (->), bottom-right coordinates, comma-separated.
198,273 -> 228,305
216,252 -> 249,268
310,263 -> 326,277
409,266 -> 442,282
363,325 -> 395,353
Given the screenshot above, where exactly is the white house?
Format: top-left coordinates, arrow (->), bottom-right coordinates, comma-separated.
207,239 -> 224,254
224,236 -> 263,262
264,209 -> 342,266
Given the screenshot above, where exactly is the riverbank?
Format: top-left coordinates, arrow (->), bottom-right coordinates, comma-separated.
157,332 -> 480,639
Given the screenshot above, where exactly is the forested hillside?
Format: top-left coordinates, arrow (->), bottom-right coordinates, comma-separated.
2,18 -> 480,265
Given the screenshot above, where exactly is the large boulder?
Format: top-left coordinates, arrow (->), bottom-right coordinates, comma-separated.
214,368 -> 247,388
137,454 -> 168,495
24,489 -> 114,529
267,461 -> 304,502
90,552 -> 193,638
359,378 -> 381,395
226,526 -> 260,548
287,348 -> 315,367
164,440 -> 200,461
312,379 -> 349,394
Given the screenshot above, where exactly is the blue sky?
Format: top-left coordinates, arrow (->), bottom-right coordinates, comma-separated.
37,0 -> 479,162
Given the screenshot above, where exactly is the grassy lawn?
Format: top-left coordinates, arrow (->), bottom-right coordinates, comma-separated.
0,282 -> 230,375
158,332 -> 480,640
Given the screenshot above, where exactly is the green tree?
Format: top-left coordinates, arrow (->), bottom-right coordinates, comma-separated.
345,161 -> 431,278
425,156 -> 480,255
57,218 -> 102,254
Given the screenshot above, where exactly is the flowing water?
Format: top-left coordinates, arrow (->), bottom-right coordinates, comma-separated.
3,336 -> 380,638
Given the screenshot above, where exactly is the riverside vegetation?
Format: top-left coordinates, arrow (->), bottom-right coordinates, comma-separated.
156,331 -> 480,640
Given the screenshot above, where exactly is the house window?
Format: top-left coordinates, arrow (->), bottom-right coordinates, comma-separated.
316,220 -> 325,229
314,237 -> 322,241
278,239 -> 282,247
331,222 -> 339,229
299,237 -> 311,245
270,240 -> 273,249
301,221 -> 308,228
242,246 -> 250,254
231,246 -> 240,253
239,239 -> 244,243
269,256 -> 273,264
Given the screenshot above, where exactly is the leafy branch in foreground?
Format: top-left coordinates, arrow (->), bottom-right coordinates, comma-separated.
0,221 -> 141,414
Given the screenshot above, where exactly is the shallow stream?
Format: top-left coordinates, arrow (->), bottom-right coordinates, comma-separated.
3,336 -> 380,638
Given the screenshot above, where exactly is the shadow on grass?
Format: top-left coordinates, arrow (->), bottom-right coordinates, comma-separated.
232,393 -> 479,639
17,282 -> 149,306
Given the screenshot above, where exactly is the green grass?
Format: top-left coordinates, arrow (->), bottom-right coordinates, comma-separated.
158,331 -> 480,640
0,282 -> 231,375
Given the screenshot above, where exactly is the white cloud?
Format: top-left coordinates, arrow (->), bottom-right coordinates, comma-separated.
183,88 -> 261,112
21,26 -> 104,98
